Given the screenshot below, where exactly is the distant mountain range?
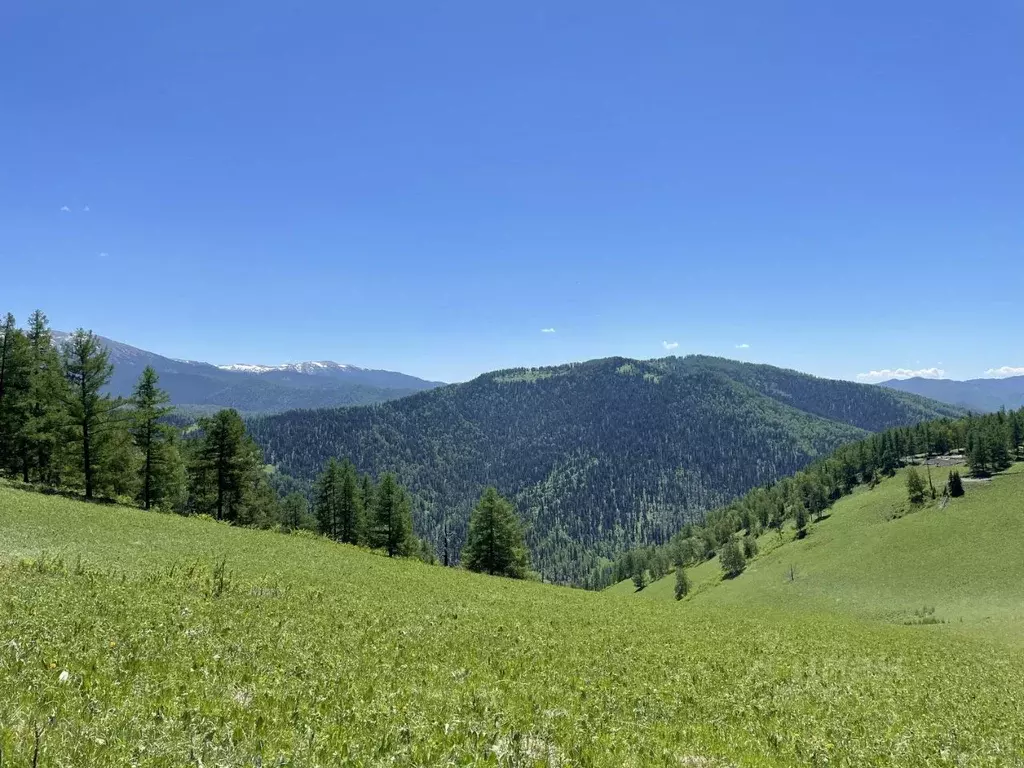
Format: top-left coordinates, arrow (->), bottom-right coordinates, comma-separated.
53,332 -> 442,413
881,376 -> 1024,413
248,354 -> 965,584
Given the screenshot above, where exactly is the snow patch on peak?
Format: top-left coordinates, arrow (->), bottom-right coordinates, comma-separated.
218,361 -> 360,375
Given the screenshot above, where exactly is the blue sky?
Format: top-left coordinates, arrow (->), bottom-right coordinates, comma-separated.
2,1 -> 1021,383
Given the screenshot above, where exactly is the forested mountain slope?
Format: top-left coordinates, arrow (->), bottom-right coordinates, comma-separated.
882,374 -> 1024,412
613,462 -> 1024,640
249,355 -> 963,583
50,331 -> 441,413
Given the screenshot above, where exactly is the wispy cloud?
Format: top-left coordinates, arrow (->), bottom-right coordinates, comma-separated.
984,366 -> 1024,378
662,341 -> 679,350
60,205 -> 70,212
735,343 -> 750,349
98,252 -> 109,259
541,328 -> 556,334
83,205 -> 90,212
856,367 -> 945,383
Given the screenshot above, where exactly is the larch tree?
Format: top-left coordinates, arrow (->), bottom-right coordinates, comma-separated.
60,329 -> 125,499
461,486 -> 530,579
130,366 -> 175,509
370,473 -> 415,557
190,408 -> 258,521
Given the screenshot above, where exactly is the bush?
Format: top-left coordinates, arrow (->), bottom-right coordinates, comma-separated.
674,566 -> 690,600
947,469 -> 965,498
906,467 -> 926,505
719,540 -> 746,579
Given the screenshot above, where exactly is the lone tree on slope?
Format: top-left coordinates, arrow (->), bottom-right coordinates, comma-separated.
462,487 -> 530,579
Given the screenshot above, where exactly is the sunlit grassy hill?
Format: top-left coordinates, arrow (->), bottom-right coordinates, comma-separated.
615,463 -> 1024,640
2,483 -> 1023,766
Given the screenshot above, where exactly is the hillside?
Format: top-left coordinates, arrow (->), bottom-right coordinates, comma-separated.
51,331 -> 442,413
882,375 -> 1024,413
249,355 -> 963,584
612,462 -> 1024,639
2,483 -> 1021,766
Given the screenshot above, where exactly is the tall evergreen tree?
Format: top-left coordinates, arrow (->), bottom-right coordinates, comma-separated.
281,492 -> 314,531
22,311 -> 66,484
0,314 -> 31,476
60,329 -> 124,499
189,408 -> 261,521
461,486 -> 530,578
129,366 -> 175,509
905,466 -> 926,505
337,458 -> 365,544
369,473 -> 415,557
315,458 -> 342,538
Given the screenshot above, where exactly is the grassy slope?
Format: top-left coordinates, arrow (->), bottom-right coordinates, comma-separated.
618,463 -> 1024,640
2,486 -> 1024,766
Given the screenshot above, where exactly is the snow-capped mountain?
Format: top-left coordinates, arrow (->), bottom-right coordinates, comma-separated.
53,332 -> 443,413
219,361 -> 357,375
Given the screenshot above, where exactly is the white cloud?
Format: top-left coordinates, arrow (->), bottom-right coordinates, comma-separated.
541,328 -> 556,334
856,367 -> 945,383
98,252 -> 109,259
984,366 -> 1024,378
735,343 -> 750,349
662,341 -> 679,350
60,205 -> 70,212
83,205 -> 90,212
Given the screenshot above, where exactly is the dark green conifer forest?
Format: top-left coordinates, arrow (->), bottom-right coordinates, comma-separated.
3,309 -> 1017,587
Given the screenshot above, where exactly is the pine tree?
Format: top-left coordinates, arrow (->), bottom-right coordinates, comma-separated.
461,486 -> 530,578
60,329 -> 125,499
719,539 -> 746,578
129,366 -> 175,509
906,466 -> 926,505
370,473 -> 415,557
674,565 -> 690,600
947,469 -> 965,498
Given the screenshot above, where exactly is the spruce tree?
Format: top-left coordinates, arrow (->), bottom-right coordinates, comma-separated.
461,486 -> 530,578
794,505 -> 809,539
129,366 -> 175,509
60,329 -> 125,499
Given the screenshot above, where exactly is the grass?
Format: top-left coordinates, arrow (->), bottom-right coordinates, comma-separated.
2,483 -> 1024,765
621,463 -> 1024,641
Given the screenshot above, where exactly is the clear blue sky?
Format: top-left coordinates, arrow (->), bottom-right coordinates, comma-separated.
2,1 -> 1021,383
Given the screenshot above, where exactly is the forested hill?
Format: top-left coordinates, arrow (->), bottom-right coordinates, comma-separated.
248,355 -> 962,584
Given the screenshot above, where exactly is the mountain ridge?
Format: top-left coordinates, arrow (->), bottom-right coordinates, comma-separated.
881,375 -> 1024,412
248,353 -> 964,584
50,331 -> 442,413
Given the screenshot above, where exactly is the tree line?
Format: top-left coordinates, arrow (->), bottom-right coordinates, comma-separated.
0,312 -> 531,579
246,355 -> 961,585
593,406 -> 1024,591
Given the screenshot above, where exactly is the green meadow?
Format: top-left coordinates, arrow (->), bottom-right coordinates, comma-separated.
617,464 -> 1024,640
2,474 -> 1024,766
